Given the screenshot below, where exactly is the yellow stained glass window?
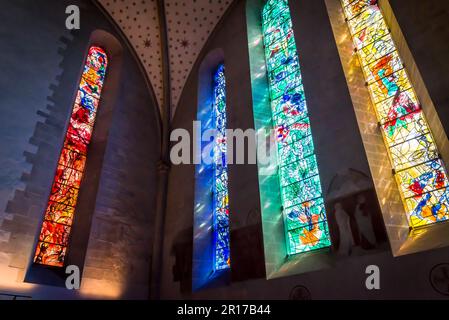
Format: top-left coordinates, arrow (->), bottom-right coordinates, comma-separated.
341,0 -> 449,228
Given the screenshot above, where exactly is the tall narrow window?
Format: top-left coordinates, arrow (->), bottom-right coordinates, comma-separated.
341,0 -> 449,228
262,0 -> 331,255
212,64 -> 230,271
34,46 -> 108,267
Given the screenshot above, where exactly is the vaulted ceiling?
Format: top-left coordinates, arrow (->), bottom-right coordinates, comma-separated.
98,0 -> 233,116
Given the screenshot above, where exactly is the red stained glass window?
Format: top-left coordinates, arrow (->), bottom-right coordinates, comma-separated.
34,46 -> 108,267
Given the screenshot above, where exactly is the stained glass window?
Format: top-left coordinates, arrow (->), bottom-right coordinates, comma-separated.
262,0 -> 331,255
341,0 -> 449,228
34,46 -> 108,267
212,64 -> 230,271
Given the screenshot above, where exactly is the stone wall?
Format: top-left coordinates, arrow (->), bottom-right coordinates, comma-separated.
0,0 -> 160,299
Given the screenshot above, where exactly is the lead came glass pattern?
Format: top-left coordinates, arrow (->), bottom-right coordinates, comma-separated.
341,0 -> 449,227
213,64 -> 230,270
34,47 -> 108,266
262,0 -> 331,255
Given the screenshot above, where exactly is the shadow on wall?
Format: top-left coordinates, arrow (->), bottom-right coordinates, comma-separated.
171,227 -> 193,293
230,208 -> 265,282
325,169 -> 389,258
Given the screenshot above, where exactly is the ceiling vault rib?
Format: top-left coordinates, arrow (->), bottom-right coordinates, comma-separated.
151,0 -> 171,300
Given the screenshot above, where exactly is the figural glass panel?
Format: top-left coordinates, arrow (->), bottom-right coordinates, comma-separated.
341,0 -> 449,227
34,46 -> 108,266
262,0 -> 331,255
213,64 -> 230,271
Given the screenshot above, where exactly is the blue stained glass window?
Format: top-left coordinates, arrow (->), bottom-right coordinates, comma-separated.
212,64 -> 230,271
262,0 -> 331,255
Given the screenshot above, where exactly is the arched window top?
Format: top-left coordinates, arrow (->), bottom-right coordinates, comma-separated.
34,46 -> 108,267
213,64 -> 226,142
85,47 -> 108,83
87,46 -> 108,68
262,0 -> 289,17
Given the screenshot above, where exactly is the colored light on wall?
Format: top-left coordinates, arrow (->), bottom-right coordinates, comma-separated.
34,47 -> 108,267
262,0 -> 331,255
341,0 -> 449,227
212,64 -> 230,270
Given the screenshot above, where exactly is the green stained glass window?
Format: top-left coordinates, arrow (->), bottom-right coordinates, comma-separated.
262,0 -> 331,255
